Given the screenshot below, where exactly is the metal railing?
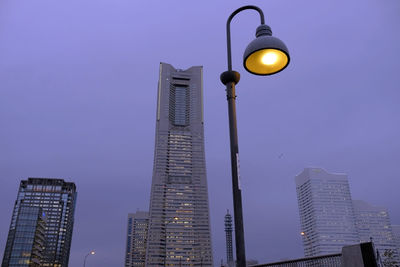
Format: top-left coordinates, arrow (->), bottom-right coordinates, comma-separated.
250,253 -> 342,267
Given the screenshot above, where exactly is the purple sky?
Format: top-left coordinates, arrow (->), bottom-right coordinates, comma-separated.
1,0 -> 399,266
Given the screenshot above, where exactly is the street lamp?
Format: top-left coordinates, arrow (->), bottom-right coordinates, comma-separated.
220,5 -> 290,267
300,232 -> 313,256
300,231 -> 316,256
83,250 -> 95,267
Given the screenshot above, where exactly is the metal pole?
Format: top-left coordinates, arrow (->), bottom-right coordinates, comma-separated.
226,81 -> 246,267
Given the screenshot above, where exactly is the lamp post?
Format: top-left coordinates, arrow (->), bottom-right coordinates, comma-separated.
300,232 -> 314,256
220,5 -> 290,267
83,250 -> 95,267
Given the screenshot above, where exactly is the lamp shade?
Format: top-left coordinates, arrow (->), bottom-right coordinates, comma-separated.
243,25 -> 290,75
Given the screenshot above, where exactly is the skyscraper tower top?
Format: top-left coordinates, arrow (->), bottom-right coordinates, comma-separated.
21,177 -> 76,192
295,167 -> 348,186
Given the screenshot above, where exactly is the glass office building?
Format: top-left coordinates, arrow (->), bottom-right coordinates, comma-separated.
2,205 -> 46,267
2,178 -> 77,267
125,211 -> 149,267
145,63 -> 213,266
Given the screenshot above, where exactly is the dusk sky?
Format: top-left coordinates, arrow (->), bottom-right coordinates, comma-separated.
1,0 -> 399,266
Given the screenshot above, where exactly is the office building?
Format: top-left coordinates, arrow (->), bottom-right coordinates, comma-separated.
145,63 -> 213,266
392,224 -> 400,264
353,200 -> 399,264
125,211 -> 149,267
2,205 -> 46,266
393,225 -> 400,251
224,210 -> 234,267
2,178 -> 77,267
295,168 -> 359,256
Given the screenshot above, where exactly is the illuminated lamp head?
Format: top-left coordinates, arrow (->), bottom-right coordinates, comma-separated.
243,24 -> 290,75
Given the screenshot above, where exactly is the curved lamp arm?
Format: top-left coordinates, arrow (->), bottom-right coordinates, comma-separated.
226,5 -> 265,71
83,251 -> 95,267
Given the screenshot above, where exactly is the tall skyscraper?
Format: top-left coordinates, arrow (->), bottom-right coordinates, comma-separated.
125,211 -> 149,267
2,205 -> 46,267
353,200 -> 399,263
224,210 -> 234,267
145,63 -> 213,266
2,178 -> 77,267
295,168 -> 359,256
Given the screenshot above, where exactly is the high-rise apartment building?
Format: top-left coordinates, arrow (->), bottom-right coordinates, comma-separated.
353,200 -> 399,263
224,210 -> 234,267
145,63 -> 213,266
295,168 -> 359,256
2,178 -> 77,267
125,211 -> 149,267
2,205 -> 46,267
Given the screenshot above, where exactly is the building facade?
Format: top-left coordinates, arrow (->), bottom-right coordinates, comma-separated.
295,168 -> 359,256
145,63 -> 213,266
352,200 -> 399,264
392,225 -> 400,254
2,178 -> 77,267
125,211 -> 149,267
392,224 -> 400,265
2,205 -> 46,267
224,210 -> 234,267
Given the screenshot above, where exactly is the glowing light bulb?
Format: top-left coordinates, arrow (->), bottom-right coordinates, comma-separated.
261,52 -> 278,65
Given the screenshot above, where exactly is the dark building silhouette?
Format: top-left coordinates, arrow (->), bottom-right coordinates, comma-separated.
224,210 -> 234,267
2,178 -> 77,267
